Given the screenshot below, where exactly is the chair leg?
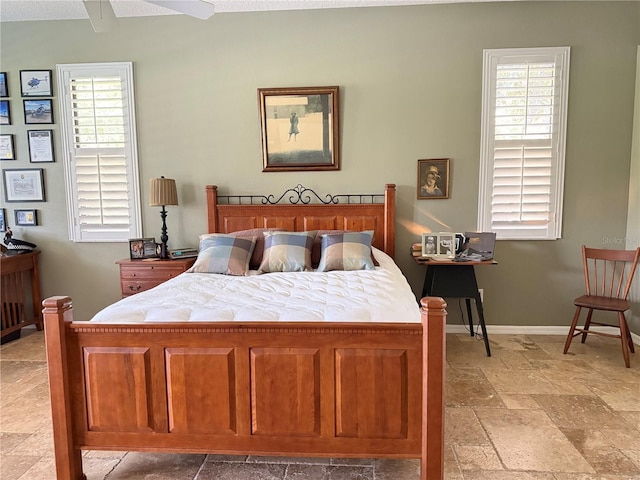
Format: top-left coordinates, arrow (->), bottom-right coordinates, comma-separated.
581,309 -> 593,344
564,306 -> 582,354
618,312 -> 631,368
621,315 -> 635,354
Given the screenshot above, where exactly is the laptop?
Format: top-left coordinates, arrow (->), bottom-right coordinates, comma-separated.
460,232 -> 496,261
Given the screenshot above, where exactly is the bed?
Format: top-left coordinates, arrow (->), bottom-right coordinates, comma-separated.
43,183 -> 446,480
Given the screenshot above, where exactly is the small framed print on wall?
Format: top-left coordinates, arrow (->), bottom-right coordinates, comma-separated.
0,72 -> 8,97
0,134 -> 15,160
20,70 -> 53,97
0,100 -> 10,125
15,209 -> 38,226
28,130 -> 54,163
0,208 -> 6,232
2,168 -> 46,202
417,158 -> 450,199
24,99 -> 53,124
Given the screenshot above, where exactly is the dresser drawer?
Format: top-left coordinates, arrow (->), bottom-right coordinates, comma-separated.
121,280 -> 162,296
120,265 -> 185,281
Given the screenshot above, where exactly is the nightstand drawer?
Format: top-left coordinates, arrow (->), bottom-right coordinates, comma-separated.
116,258 -> 196,298
121,280 -> 162,296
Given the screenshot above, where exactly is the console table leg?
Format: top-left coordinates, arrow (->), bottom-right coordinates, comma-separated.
474,295 -> 491,356
464,298 -> 474,336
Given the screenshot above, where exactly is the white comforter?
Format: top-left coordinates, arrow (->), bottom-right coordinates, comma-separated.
91,248 -> 420,324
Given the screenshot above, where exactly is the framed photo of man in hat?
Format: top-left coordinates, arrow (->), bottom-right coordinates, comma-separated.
417,158 -> 450,199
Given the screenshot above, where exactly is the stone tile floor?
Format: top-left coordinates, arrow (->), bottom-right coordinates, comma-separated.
1,328 -> 638,479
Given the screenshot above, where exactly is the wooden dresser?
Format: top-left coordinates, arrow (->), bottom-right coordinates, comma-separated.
1,250 -> 43,343
117,257 -> 196,297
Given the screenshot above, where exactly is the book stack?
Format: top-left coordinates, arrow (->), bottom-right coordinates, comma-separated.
411,242 -> 423,257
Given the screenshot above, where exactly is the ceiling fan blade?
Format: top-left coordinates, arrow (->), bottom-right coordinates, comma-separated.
82,0 -> 117,32
143,0 -> 215,20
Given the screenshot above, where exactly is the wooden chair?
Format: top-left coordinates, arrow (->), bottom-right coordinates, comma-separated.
564,245 -> 640,367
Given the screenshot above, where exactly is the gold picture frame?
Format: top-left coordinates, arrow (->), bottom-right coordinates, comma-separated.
258,86 -> 340,172
417,158 -> 450,199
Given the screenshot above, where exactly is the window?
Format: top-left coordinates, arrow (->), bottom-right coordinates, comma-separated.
56,62 -> 141,242
478,47 -> 570,240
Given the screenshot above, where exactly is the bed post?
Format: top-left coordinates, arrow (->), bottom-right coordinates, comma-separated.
384,183 -> 396,258
43,297 -> 86,480
206,184 -> 219,233
420,296 -> 446,480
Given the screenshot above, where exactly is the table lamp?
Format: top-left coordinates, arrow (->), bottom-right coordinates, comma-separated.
149,176 -> 178,259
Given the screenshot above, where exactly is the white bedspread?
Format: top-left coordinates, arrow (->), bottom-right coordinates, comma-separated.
91,248 -> 420,324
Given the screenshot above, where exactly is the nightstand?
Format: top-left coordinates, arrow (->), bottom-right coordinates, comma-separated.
116,257 -> 196,297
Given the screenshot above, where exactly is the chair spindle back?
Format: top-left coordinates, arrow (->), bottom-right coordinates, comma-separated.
582,246 -> 640,301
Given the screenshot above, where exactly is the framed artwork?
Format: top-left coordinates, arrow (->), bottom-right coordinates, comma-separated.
28,130 -> 55,162
15,209 -> 38,226
0,134 -> 15,160
417,158 -> 450,199
0,100 -> 10,125
129,238 -> 159,260
0,73 -> 8,97
24,99 -> 53,124
258,86 -> 340,172
0,208 -> 5,232
2,168 -> 46,202
20,70 -> 53,97
421,232 -> 455,259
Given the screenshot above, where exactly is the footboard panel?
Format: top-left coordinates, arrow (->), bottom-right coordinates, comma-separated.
44,296 -> 446,480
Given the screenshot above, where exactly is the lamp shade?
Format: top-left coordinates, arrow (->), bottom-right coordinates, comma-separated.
149,177 -> 178,206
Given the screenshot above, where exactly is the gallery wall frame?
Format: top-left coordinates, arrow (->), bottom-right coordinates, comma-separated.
417,158 -> 450,199
15,209 -> 38,226
0,72 -> 8,97
258,86 -> 340,172
20,70 -> 53,97
23,99 -> 53,124
2,168 -> 46,202
0,208 -> 6,232
0,100 -> 11,125
28,130 -> 55,163
0,134 -> 15,160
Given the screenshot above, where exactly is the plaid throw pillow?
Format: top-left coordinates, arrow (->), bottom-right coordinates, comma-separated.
317,231 -> 376,272
258,231 -> 314,273
189,234 -> 257,276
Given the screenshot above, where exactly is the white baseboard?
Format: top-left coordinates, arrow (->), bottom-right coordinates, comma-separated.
446,324 -> 640,346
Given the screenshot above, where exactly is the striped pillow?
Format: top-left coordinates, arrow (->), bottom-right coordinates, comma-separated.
317,231 -> 376,272
258,231 -> 314,273
189,234 -> 257,276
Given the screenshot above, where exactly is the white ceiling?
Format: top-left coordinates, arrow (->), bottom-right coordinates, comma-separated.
0,0 -> 523,23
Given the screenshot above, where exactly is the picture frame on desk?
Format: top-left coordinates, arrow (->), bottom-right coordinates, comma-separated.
129,238 -> 159,260
421,232 -> 456,259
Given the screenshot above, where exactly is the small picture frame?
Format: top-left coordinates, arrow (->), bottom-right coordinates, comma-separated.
24,99 -> 53,124
0,100 -> 10,125
0,73 -> 8,97
28,130 -> 54,163
0,134 -> 15,160
15,209 -> 38,226
258,86 -> 340,172
417,158 -> 450,199
421,232 -> 456,258
2,168 -> 46,202
129,238 -> 159,260
20,70 -> 53,97
0,208 -> 6,232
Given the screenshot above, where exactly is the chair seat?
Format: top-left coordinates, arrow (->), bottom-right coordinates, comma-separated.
574,295 -> 630,312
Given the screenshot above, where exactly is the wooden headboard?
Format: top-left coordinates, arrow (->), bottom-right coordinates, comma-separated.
206,184 -> 396,257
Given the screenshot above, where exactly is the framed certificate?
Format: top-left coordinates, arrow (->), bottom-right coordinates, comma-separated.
28,130 -> 54,163
0,134 -> 15,160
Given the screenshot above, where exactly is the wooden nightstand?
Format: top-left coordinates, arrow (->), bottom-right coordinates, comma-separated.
116,257 -> 196,297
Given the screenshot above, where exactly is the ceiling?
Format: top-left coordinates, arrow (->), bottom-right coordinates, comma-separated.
0,0 -> 520,23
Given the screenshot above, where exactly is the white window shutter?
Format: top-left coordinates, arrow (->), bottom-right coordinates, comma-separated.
57,63 -> 141,242
478,47 -> 570,240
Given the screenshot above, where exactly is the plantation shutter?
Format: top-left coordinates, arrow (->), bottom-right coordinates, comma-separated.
57,63 -> 141,242
478,47 -> 570,240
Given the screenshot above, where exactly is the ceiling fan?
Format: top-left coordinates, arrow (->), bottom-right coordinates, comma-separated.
82,0 -> 215,32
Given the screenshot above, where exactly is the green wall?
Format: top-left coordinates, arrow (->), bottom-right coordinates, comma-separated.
1,2 -> 638,330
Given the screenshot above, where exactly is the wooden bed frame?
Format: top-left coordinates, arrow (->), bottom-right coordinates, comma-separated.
43,183 -> 446,480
